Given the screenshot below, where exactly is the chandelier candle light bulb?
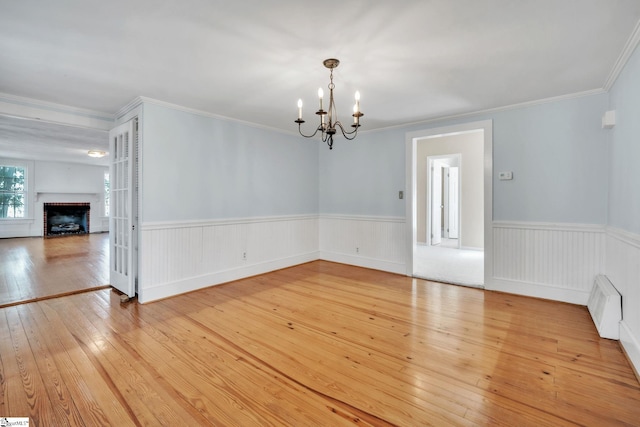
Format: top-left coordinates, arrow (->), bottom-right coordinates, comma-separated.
295,58 -> 363,150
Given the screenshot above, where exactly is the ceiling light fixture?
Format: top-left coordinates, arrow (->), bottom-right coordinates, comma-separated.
295,58 -> 363,150
87,150 -> 107,158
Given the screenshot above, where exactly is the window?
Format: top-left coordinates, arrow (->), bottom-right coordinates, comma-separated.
104,171 -> 110,216
0,165 -> 27,218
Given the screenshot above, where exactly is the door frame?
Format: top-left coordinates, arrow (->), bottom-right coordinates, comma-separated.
426,154 -> 461,246
405,119 -> 493,284
425,156 -> 444,246
445,165 -> 460,240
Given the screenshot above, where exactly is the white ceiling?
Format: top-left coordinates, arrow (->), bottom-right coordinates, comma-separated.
1,0 -> 640,164
0,114 -> 109,165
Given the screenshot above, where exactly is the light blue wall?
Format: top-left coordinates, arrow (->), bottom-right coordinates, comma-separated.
319,93 -> 609,225
608,44 -> 640,234
141,103 -> 319,222
489,95 -> 608,223
141,85 -> 610,226
318,128 -> 406,217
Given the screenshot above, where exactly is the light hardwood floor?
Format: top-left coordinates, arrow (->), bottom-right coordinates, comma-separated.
1,260 -> 639,426
0,233 -> 109,307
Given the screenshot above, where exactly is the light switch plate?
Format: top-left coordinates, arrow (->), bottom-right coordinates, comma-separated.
498,171 -> 513,180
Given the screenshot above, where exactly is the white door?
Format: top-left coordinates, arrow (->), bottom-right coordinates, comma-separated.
431,165 -> 442,245
109,119 -> 136,298
448,167 -> 459,239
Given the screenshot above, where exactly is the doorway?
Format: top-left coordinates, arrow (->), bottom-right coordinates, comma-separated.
428,155 -> 460,248
405,120 -> 493,288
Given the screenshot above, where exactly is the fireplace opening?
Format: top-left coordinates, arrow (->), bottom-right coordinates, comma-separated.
44,203 -> 91,237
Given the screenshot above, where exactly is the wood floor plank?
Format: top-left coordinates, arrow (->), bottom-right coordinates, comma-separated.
161,294 -> 447,426
4,306 -> 58,425
230,286 -> 568,422
171,285 -> 561,426
58,293 -> 201,427
212,275 -> 562,395
67,290 -> 223,426
0,309 -> 32,417
0,234 -> 109,307
149,298 -> 372,426
34,298 -> 132,426
17,303 -> 85,426
1,260 -> 639,425
85,294 -> 275,426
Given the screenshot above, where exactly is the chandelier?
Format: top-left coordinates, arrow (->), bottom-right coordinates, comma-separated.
295,58 -> 363,150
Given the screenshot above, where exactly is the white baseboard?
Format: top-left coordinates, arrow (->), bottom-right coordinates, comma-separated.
319,251 -> 406,275
620,321 -> 640,380
489,278 -> 590,305
139,252 -> 319,303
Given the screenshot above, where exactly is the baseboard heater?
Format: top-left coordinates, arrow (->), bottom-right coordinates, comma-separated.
587,275 -> 622,340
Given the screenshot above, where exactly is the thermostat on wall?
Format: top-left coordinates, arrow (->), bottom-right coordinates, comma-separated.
498,171 -> 513,180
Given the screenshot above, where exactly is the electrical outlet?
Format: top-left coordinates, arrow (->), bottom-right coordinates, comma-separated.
242,252 -> 247,261
356,247 -> 359,254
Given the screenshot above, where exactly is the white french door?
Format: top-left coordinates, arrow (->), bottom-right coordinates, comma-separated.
108,119 -> 137,298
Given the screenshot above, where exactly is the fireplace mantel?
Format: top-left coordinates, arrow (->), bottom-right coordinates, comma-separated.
36,192 -> 100,202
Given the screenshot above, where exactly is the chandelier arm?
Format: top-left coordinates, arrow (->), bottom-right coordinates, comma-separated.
297,122 -> 323,139
335,121 -> 359,140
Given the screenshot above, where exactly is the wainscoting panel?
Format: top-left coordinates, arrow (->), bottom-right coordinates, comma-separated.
139,215 -> 319,303
606,227 -> 640,377
0,220 -> 35,238
319,215 -> 406,274
491,222 -> 605,304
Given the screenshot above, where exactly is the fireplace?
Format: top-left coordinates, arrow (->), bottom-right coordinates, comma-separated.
43,203 -> 91,237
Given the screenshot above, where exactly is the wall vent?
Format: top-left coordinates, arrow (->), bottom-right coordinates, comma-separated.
587,275 -> 622,340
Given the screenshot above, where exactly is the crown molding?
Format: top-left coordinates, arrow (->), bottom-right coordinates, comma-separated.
368,88 -> 606,133
0,92 -> 114,121
0,92 -> 113,120
127,96 -> 298,136
604,18 -> 640,91
0,92 -> 114,130
114,96 -> 145,122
